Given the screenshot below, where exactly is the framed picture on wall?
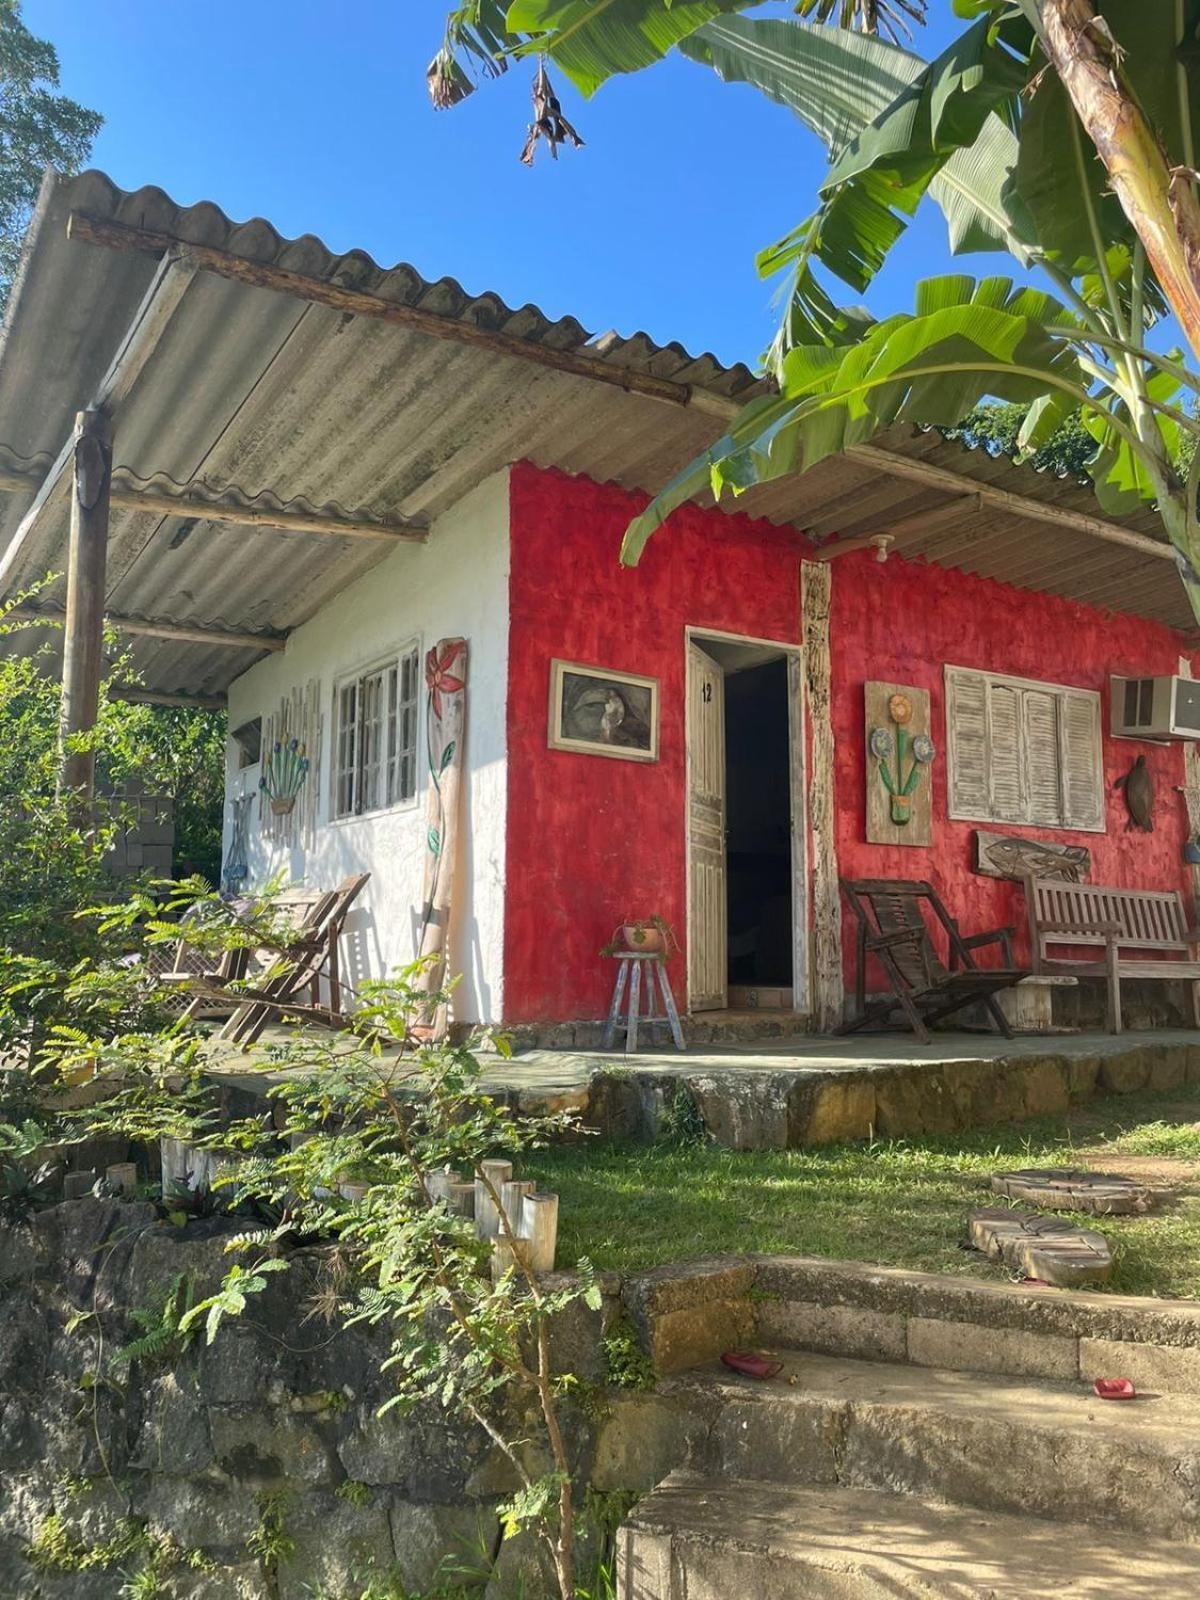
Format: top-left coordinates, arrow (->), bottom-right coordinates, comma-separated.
548,660 -> 660,762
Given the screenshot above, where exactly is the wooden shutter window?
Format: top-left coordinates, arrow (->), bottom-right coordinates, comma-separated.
944,666 -> 1104,833
1023,689 -> 1062,826
946,668 -> 989,817
1060,688 -> 1104,830
988,682 -> 1024,823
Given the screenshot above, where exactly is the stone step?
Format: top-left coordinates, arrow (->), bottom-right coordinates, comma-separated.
618,1473 -> 1200,1599
663,1350 -> 1200,1542
627,1254 -> 1200,1393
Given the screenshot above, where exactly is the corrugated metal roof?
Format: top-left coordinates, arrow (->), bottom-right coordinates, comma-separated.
0,168 -> 1191,699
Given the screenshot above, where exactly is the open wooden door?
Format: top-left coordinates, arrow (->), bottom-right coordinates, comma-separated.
687,643 -> 727,1011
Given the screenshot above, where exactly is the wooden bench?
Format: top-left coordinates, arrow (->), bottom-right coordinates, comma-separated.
1024,875 -> 1200,1033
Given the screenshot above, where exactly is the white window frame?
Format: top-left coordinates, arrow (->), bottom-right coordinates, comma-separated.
944,665 -> 1105,834
331,643 -> 421,821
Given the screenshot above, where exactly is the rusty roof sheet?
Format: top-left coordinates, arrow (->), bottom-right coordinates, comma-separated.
0,168 -> 1190,698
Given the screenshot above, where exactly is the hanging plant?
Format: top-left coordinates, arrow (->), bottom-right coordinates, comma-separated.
259,737 -> 310,816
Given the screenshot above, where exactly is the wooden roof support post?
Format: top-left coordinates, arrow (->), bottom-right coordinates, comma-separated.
802,559 -> 844,1031
58,409 -> 112,801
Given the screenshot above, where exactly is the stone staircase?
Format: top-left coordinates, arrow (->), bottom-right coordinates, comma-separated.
614,1260 -> 1200,1597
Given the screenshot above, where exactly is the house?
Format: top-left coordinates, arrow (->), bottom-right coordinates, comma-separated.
1,170 -> 1197,1035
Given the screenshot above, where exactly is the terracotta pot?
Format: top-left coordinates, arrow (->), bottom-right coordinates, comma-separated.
270,795 -> 296,816
623,923 -> 665,953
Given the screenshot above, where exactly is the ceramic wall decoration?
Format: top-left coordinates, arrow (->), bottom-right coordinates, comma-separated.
865,681 -> 934,846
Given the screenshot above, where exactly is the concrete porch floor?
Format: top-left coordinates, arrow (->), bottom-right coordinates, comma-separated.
205,1026 -> 1200,1151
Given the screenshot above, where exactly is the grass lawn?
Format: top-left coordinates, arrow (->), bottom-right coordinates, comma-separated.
523,1088 -> 1200,1300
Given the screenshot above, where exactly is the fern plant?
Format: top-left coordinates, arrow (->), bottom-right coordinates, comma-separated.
113,1274 -> 198,1370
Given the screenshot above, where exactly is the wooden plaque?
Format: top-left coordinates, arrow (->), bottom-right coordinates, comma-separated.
865,681 -> 933,847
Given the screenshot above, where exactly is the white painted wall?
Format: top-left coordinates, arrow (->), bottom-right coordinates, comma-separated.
223,469 -> 510,1023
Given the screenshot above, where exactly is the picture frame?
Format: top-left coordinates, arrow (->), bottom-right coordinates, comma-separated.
547,659 -> 660,762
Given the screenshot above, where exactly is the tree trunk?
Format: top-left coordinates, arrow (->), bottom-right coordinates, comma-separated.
1038,0 -> 1200,361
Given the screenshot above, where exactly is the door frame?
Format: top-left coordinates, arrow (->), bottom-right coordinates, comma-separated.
684,627 -> 810,1017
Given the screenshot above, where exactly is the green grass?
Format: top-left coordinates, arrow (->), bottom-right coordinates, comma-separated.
523,1089 -> 1200,1299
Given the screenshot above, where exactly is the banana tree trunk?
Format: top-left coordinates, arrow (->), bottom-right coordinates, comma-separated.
1038,0 -> 1200,362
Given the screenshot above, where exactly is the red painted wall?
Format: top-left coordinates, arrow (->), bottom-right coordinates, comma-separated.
504,462 -> 1194,1022
504,462 -> 806,1022
830,549 -> 1194,985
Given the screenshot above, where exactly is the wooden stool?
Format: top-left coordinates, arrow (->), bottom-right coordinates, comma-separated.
602,952 -> 686,1052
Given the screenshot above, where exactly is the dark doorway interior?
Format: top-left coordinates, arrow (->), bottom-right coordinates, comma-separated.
724,657 -> 792,990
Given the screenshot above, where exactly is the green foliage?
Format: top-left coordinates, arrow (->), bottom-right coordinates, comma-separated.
601,1317 -> 656,1391
0,1 -> 102,307
113,1273 -> 199,1370
656,1082 -> 708,1148
44,888 -> 605,1600
247,1490 -> 295,1568
946,402 -> 1098,479
336,1479 -> 373,1506
25,1512 -> 149,1573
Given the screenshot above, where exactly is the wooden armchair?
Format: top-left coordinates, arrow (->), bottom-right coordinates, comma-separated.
839,878 -> 1027,1044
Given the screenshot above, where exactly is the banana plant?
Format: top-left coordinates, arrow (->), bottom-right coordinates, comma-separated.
433,2 -> 1200,621
617,4 -> 1200,624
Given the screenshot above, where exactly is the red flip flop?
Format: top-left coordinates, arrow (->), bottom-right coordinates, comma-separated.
1093,1377 -> 1137,1400
721,1350 -> 782,1380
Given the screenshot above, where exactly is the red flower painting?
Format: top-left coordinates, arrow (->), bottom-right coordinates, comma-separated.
425,640 -> 465,721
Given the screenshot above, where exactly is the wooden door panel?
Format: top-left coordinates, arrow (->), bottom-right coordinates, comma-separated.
688,645 -> 726,1012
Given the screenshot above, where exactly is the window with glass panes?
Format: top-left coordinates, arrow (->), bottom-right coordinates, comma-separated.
333,648 -> 420,818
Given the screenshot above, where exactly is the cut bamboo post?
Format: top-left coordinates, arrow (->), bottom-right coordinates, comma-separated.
500,1179 -> 535,1238
490,1236 -> 532,1282
519,1192 -> 559,1274
63,1171 -> 95,1200
105,1161 -> 137,1194
58,408 -> 112,801
160,1136 -> 191,1202
446,1180 -> 476,1218
427,1167 -> 463,1205
474,1158 -> 513,1239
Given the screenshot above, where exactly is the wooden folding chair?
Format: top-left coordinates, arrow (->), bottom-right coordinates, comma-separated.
218,873 -> 370,1046
839,878 -> 1027,1045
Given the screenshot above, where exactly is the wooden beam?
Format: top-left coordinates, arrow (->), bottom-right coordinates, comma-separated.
814,495 -> 980,561
8,606 -> 287,652
110,686 -> 226,711
0,256 -> 195,593
847,444 -> 1174,562
106,485 -> 426,542
59,410 -> 112,798
0,466 -> 427,542
801,560 -> 843,1031
67,209 -> 741,420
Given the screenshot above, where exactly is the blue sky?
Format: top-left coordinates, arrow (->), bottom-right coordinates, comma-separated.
30,2 -> 992,370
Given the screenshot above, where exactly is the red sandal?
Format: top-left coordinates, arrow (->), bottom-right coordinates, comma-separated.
721,1350 -> 783,1380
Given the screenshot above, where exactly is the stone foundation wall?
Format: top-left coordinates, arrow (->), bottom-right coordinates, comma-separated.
0,1201 -> 679,1600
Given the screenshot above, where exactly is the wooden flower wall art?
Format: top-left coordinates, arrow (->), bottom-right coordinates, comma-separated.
865,681 -> 935,847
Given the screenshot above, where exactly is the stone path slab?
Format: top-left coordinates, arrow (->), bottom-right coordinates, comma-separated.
991,1168 -> 1154,1214
970,1207 -> 1113,1286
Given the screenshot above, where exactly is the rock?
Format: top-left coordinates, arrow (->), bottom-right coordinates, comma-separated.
275,1489 -> 395,1599
135,1476 -> 262,1554
991,1169 -> 1154,1216
209,1408 -> 336,1487
968,1208 -> 1113,1287
134,1373 -> 215,1475
389,1500 -> 500,1591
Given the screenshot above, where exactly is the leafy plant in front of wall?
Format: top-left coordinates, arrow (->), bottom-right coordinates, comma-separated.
40,887 -> 607,1600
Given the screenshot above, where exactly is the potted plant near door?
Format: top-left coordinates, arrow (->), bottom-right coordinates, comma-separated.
602,915 -> 679,957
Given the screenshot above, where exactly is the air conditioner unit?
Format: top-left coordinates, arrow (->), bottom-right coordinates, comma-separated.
1111,675 -> 1200,739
